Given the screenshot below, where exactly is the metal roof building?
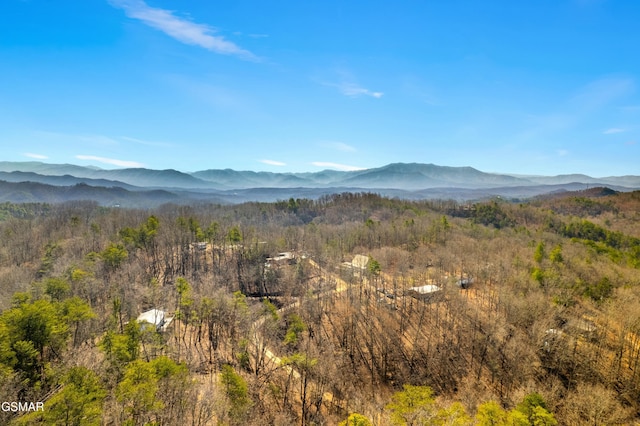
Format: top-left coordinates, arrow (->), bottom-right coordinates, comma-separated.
406,284 -> 443,301
137,309 -> 173,332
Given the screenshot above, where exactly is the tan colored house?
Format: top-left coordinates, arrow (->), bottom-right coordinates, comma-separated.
352,255 -> 370,270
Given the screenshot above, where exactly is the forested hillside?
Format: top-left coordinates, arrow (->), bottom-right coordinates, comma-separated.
0,190 -> 639,425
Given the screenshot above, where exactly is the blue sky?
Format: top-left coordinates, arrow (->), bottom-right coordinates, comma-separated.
1,0 -> 639,176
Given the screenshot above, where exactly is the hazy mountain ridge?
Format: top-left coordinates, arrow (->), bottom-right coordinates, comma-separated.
336,163 -> 532,189
0,162 -> 210,189
0,171 -> 138,190
0,161 -> 639,206
0,180 -> 182,206
0,161 -> 103,176
510,173 -> 640,187
191,169 -> 315,189
5,161 -> 637,189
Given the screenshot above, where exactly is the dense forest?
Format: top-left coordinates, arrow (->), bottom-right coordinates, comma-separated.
0,189 -> 639,425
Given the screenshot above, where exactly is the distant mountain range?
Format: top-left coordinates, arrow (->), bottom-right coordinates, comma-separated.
0,161 -> 638,207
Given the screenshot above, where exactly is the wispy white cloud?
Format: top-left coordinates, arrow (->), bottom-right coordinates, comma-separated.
163,74 -> 259,115
109,0 -> 257,60
602,128 -> 625,134
76,155 -> 145,168
121,136 -> 173,147
557,149 -> 569,157
34,131 -> 119,145
311,161 -> 365,171
23,152 -> 48,160
259,159 -> 286,166
34,131 -> 172,150
234,32 -> 269,39
322,69 -> 383,98
338,83 -> 383,98
322,141 -> 356,152
78,134 -> 120,145
513,76 -> 636,144
570,77 -> 635,112
400,75 -> 439,105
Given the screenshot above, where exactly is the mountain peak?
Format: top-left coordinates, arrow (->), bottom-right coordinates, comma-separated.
0,161 -> 638,195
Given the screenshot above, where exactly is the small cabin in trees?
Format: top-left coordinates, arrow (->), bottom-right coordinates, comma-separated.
406,284 -> 443,301
137,309 -> 173,332
565,317 -> 598,339
266,251 -> 296,267
352,255 -> 369,270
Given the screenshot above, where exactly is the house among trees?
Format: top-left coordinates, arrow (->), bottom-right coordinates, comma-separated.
137,309 -> 173,332
406,284 -> 443,301
341,254 -> 370,271
266,251 -> 296,267
352,254 -> 370,269
565,317 -> 598,338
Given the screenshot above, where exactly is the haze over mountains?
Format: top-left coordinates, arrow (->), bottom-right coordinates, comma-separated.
0,161 -> 638,207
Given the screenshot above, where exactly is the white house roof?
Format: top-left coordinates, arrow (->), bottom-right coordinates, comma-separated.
137,309 -> 173,331
408,285 -> 442,294
267,251 -> 294,262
